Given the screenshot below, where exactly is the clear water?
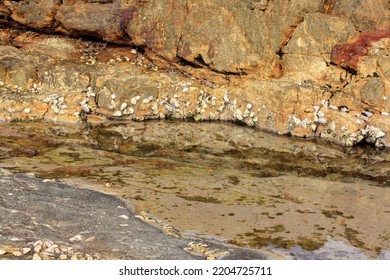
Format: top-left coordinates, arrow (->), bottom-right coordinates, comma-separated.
0,120 -> 389,259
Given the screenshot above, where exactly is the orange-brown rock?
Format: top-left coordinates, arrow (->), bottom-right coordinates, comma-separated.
0,1 -> 390,148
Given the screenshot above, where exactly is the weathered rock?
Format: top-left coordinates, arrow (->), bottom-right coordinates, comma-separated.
332,0 -> 390,31
0,1 -> 389,147
281,55 -> 329,80
127,0 -> 186,62
176,2 -> 261,74
4,0 -> 60,29
361,77 -> 384,110
0,45 -> 37,89
283,13 -> 358,56
56,1 -> 135,43
22,37 -> 84,61
128,0 -> 325,76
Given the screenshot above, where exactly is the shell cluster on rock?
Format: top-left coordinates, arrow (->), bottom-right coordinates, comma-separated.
42,94 -> 68,115
0,239 -> 101,260
184,241 -> 230,260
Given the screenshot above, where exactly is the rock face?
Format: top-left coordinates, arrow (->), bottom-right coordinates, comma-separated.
0,0 -> 390,147
2,0 -> 389,75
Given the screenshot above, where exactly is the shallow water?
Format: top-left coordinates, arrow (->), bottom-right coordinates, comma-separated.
0,120 -> 389,259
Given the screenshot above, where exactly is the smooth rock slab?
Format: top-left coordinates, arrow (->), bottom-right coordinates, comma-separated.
0,169 -> 269,260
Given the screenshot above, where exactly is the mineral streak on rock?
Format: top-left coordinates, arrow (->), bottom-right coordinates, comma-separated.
331,30 -> 390,70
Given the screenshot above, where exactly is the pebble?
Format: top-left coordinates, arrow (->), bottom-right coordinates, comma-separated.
32,253 -> 42,260
59,254 -> 68,260
0,249 -> 6,255
119,215 -> 129,220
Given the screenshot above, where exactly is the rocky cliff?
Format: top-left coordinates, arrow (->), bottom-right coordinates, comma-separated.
0,0 -> 390,147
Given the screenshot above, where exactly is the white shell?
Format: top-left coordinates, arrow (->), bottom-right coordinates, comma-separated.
120,102 -> 128,111
113,111 -> 123,117
131,97 -> 138,105
23,108 -> 31,114
377,130 -> 386,138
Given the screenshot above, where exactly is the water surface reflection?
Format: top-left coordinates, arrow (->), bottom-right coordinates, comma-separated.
0,121 -> 389,259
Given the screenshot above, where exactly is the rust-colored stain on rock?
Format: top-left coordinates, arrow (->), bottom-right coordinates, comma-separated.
331,30 -> 390,70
